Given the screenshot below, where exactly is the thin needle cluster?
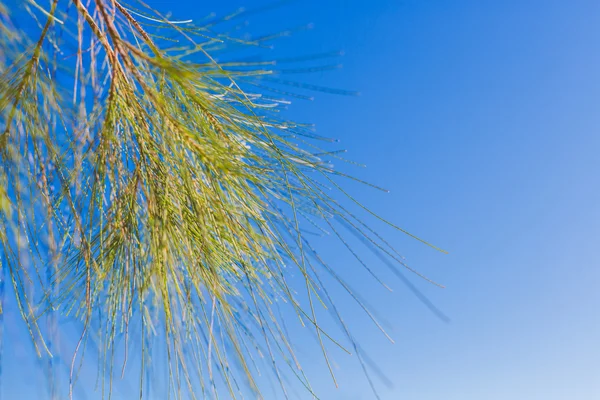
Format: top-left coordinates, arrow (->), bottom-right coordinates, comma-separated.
0,1 -> 443,399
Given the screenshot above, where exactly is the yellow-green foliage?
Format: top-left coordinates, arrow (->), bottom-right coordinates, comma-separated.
0,1 -> 443,398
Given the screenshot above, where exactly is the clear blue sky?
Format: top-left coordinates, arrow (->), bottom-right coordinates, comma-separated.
275,1 -> 600,399
3,1 -> 599,399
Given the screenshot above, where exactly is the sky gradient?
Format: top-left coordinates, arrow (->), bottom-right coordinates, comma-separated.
3,1 -> 599,399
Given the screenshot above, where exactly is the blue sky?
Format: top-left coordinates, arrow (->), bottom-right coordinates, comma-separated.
288,1 -> 600,399
3,0 -> 600,399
